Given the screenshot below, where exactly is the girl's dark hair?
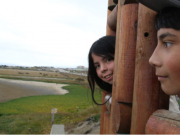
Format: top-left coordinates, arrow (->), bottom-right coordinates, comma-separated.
155,7 -> 180,30
87,35 -> 116,105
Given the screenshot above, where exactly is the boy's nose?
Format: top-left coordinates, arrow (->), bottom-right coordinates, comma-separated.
149,47 -> 162,67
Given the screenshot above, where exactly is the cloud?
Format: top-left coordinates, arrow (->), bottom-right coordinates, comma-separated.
0,0 -> 107,68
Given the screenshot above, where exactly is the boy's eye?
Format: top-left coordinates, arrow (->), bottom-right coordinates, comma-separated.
164,42 -> 172,48
106,59 -> 112,62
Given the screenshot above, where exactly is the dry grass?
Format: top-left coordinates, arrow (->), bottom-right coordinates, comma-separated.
0,69 -> 87,80
0,69 -> 64,78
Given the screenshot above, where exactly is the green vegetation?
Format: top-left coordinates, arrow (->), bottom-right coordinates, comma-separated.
0,85 -> 102,134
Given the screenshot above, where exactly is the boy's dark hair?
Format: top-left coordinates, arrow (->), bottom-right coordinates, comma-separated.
155,7 -> 180,30
87,35 -> 115,105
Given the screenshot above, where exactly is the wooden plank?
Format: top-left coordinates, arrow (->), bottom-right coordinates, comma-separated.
146,110 -> 180,134
130,4 -> 169,134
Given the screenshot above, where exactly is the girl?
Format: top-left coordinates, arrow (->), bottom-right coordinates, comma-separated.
87,35 -> 115,105
88,35 -> 178,114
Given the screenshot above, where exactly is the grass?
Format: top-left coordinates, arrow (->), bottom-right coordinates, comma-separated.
0,85 -> 102,134
0,68 -> 87,80
0,85 -> 101,115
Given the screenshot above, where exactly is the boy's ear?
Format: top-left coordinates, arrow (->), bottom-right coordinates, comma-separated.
136,0 -> 180,12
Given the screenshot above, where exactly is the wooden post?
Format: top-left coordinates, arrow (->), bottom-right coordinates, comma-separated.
112,101 -> 132,133
100,0 -> 117,134
130,4 -> 169,134
110,2 -> 138,134
103,111 -> 110,134
107,5 -> 118,31
115,3 -> 138,103
107,116 -> 110,134
146,110 -> 180,134
106,0 -> 116,36
109,0 -> 121,134
100,92 -> 108,134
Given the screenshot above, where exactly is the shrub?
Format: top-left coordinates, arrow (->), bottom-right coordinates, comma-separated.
18,72 -> 24,74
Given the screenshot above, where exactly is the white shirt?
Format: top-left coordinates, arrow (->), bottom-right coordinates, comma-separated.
169,95 -> 180,113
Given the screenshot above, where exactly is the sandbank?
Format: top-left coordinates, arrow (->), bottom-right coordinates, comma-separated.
0,78 -> 69,103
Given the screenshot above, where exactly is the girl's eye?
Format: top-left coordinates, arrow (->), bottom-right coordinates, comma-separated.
95,65 -> 100,69
164,42 -> 172,48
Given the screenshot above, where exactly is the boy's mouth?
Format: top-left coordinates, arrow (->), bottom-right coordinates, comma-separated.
157,75 -> 168,81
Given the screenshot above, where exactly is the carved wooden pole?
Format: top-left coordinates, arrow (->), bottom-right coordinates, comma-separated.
100,0 -> 116,134
109,2 -> 121,134
100,92 -> 108,134
109,0 -> 121,134
108,5 -> 118,31
103,111 -> 110,134
112,101 -> 132,133
110,1 -> 138,133
115,3 -> 138,103
107,0 -> 116,36
146,110 -> 180,134
130,4 -> 169,134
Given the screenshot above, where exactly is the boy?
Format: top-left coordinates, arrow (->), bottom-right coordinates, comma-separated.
149,7 -> 180,112
137,0 -> 180,113
149,7 -> 180,96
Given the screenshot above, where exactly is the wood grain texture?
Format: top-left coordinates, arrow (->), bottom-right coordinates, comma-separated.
100,0 -> 117,134
107,5 -> 118,31
106,8 -> 116,36
109,0 -> 121,134
115,3 -> 138,103
103,111 -> 110,134
112,101 -> 132,133
146,110 -> 180,134
100,92 -> 108,134
130,4 -> 169,134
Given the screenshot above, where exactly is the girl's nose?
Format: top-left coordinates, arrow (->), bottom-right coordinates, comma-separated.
149,47 -> 162,67
100,64 -> 108,72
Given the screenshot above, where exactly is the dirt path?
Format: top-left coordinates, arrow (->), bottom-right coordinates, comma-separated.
0,78 -> 69,103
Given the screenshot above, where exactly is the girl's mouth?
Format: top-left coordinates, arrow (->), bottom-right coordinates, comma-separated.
105,74 -> 113,80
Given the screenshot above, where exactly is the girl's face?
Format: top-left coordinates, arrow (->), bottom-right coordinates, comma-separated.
92,53 -> 114,84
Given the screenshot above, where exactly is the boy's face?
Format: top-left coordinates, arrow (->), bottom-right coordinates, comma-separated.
149,28 -> 180,95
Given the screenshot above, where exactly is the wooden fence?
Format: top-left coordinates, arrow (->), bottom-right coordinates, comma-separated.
100,0 -> 180,134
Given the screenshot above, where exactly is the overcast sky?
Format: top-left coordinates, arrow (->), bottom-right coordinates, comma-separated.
0,0 -> 108,68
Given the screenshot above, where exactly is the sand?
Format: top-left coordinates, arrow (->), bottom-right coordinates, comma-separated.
0,78 -> 69,103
